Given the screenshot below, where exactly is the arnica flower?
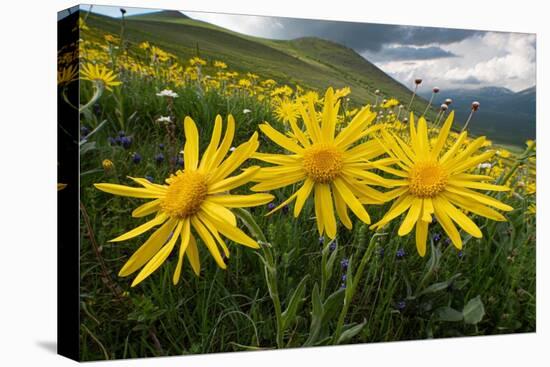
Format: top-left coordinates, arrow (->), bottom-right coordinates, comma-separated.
273,98 -> 299,125
94,115 -> 274,286
80,63 -> 122,91
371,112 -> 513,256
252,87 -> 391,239
57,64 -> 78,87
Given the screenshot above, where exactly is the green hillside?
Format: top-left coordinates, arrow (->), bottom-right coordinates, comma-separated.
85,11 -> 432,115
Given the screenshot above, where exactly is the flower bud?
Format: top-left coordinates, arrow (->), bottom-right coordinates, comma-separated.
441,104 -> 448,111
472,101 -> 480,111
444,98 -> 453,105
433,87 -> 440,93
415,78 -> 422,85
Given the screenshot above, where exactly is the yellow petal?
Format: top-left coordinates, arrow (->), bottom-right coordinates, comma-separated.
94,183 -> 163,199
109,213 -> 167,242
294,179 -> 315,217
191,216 -> 227,269
437,196 -> 482,238
199,115 -> 223,171
333,178 -> 371,224
433,198 -> 462,249
132,199 -> 162,218
398,198 -> 422,236
172,219 -> 191,285
200,209 -> 260,249
415,220 -> 429,257
209,133 -> 259,182
208,166 -> 261,193
259,122 -> 304,153
201,200 -> 237,226
183,116 -> 199,170
448,180 -> 510,192
131,220 -> 183,287
371,194 -> 414,229
119,218 -> 177,277
208,114 -> 235,170
442,192 -> 506,222
251,170 -> 305,191
333,185 -> 352,229
317,183 -> 337,239
431,111 -> 455,158
208,193 -> 274,207
186,234 -> 201,276
445,186 -> 513,211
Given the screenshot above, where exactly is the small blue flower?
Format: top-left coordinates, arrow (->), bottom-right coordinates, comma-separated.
155,153 -> 165,164
433,233 -> 442,243
281,205 -> 289,214
80,126 -> 90,137
329,240 -> 337,252
444,238 -> 452,247
175,156 -> 184,168
340,282 -> 346,289
108,136 -> 116,146
145,175 -> 154,183
118,130 -> 126,137
132,152 -> 142,164
121,136 -> 132,149
458,250 -> 464,259
340,258 -> 349,269
396,248 -> 406,259
158,143 -> 165,150
114,136 -> 122,145
378,247 -> 385,258
319,236 -> 325,244
267,202 -> 276,210
396,300 -> 406,310
341,274 -> 347,282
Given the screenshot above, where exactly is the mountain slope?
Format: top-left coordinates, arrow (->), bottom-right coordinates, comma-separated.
420,86 -> 536,145
86,11 -> 431,115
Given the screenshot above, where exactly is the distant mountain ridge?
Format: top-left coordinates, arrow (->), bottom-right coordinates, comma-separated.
420,86 -> 535,146
88,10 -> 534,146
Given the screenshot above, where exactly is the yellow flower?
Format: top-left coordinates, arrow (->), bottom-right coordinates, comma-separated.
214,60 -> 227,69
273,98 -> 299,125
382,98 -> 399,109
189,56 -> 207,66
58,64 -> 78,86
252,88 -> 389,239
94,115 -> 273,286
526,183 -> 536,195
102,159 -> 114,171
139,41 -> 150,50
372,112 -> 513,256
334,87 -> 351,99
80,63 -> 122,91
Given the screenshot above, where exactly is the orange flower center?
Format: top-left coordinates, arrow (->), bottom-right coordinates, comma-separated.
409,161 -> 448,198
303,144 -> 344,183
162,171 -> 208,218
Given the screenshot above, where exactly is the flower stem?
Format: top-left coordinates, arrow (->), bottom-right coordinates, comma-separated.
332,233 -> 381,344
233,208 -> 284,348
80,80 -> 104,113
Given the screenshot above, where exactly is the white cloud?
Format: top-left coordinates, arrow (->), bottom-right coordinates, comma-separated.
370,32 -> 536,91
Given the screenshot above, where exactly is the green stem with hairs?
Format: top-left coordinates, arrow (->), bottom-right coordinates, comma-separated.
233,208 -> 284,349
332,232 -> 383,344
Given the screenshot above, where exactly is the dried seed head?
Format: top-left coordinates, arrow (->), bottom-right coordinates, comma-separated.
415,78 -> 423,85
433,87 -> 440,93
440,104 -> 448,111
444,98 -> 453,105
472,101 -> 480,111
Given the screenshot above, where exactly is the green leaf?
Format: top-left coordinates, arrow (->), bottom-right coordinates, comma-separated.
321,288 -> 345,325
304,283 -> 324,346
435,306 -> 464,322
418,273 -> 462,296
337,319 -> 367,344
281,274 -> 309,331
463,295 -> 485,325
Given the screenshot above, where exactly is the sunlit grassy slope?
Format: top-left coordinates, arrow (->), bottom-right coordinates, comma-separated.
86,11 -> 432,114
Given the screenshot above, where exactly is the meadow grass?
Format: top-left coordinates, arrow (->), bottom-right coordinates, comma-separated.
69,13 -> 536,361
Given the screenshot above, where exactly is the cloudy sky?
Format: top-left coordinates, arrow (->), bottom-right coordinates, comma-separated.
90,6 -> 536,92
